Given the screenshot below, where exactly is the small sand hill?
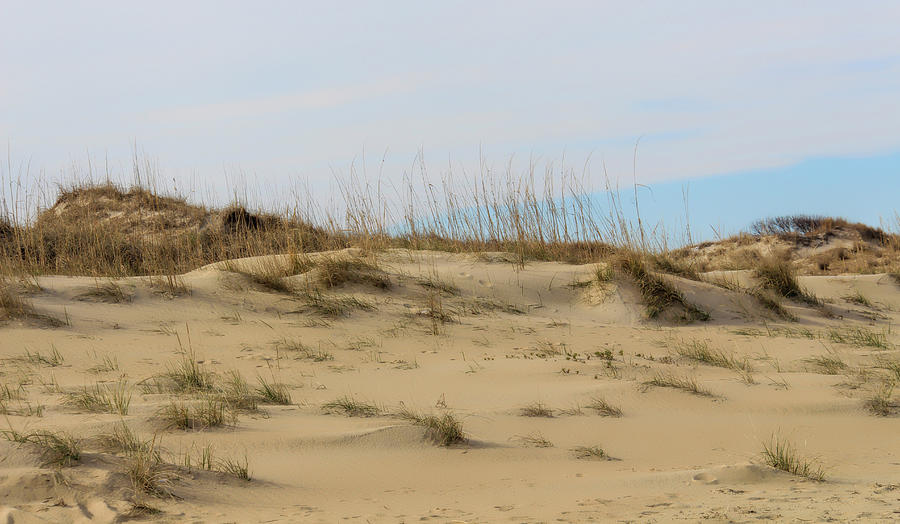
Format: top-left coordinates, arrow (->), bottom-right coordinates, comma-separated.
0,247 -> 898,522
671,215 -> 900,276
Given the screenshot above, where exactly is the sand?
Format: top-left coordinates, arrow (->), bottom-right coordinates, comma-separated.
1,249 -> 898,522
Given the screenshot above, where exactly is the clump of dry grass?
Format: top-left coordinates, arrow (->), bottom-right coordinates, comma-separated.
672,339 -> 751,371
295,288 -> 375,317
0,279 -> 63,326
157,345 -> 216,393
64,378 -> 132,415
99,422 -> 159,459
149,274 -> 191,297
76,280 -> 132,303
217,371 -> 260,413
755,258 -> 821,306
20,345 -> 65,367
126,439 -> 177,498
571,445 -> 609,460
827,327 -> 892,350
651,253 -> 700,280
396,409 -> 467,446
315,255 -> 391,289
322,395 -> 381,417
158,398 -> 230,430
864,383 -> 896,416
761,434 -> 826,481
519,401 -> 554,418
616,251 -> 709,321
804,353 -> 847,375
255,375 -> 292,405
274,338 -> 333,361
514,432 -> 553,448
585,397 -> 623,417
1,428 -> 82,467
218,453 -> 252,481
642,372 -> 716,397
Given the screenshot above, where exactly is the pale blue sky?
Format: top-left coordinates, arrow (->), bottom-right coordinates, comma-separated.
1,1 -> 899,234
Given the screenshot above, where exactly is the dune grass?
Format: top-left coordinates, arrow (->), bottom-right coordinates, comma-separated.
322,395 -> 381,417
64,378 -> 132,415
396,409 -> 467,446
1,428 -> 82,467
827,327 -> 891,349
273,338 -> 333,361
642,372 -> 716,397
76,280 -> 132,303
755,258 -> 821,306
20,345 -> 65,367
571,445 -> 609,460
514,432 -> 554,448
616,251 -> 709,321
158,398 -> 230,430
761,434 -> 826,481
585,397 -> 623,417
864,383 -> 896,416
671,339 -> 751,371
255,375 -> 292,405
519,401 -> 554,418
218,453 -> 252,481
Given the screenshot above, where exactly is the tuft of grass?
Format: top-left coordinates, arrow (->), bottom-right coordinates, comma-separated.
160,345 -> 215,393
217,370 -> 260,413
122,502 -> 163,519
88,353 -> 119,374
671,339 -> 751,371
322,395 -> 381,417
761,434 -> 826,481
158,398 -> 230,430
126,438 -> 176,498
21,345 -> 65,367
255,375 -> 292,405
65,378 -> 132,415
750,289 -> 796,321
2,429 -> 82,467
315,255 -> 391,290
514,432 -> 554,448
805,354 -> 847,375
398,410 -> 467,446
844,291 -> 873,308
76,281 -> 132,303
224,260 -> 296,294
295,288 -> 375,317
585,397 -> 623,417
827,327 -> 891,349
149,274 -> 191,298
416,275 -> 459,295
616,252 -> 709,321
99,422 -> 159,460
642,372 -> 716,397
571,445 -> 609,460
651,254 -> 700,280
0,280 -> 64,326
755,258 -> 820,306
864,383 -> 896,416
519,401 -> 554,418
274,338 -> 333,361
218,453 -> 251,481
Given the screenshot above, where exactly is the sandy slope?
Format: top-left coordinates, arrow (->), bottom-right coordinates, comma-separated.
1,249 -> 898,523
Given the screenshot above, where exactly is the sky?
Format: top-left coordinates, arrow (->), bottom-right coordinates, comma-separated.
1,1 -> 899,236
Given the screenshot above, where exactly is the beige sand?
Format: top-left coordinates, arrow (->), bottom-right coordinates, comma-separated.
1,249 -> 898,522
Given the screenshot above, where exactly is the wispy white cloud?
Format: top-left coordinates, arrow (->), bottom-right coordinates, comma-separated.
142,72 -> 436,124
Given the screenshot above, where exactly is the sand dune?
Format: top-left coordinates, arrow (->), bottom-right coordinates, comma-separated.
1,249 -> 898,522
